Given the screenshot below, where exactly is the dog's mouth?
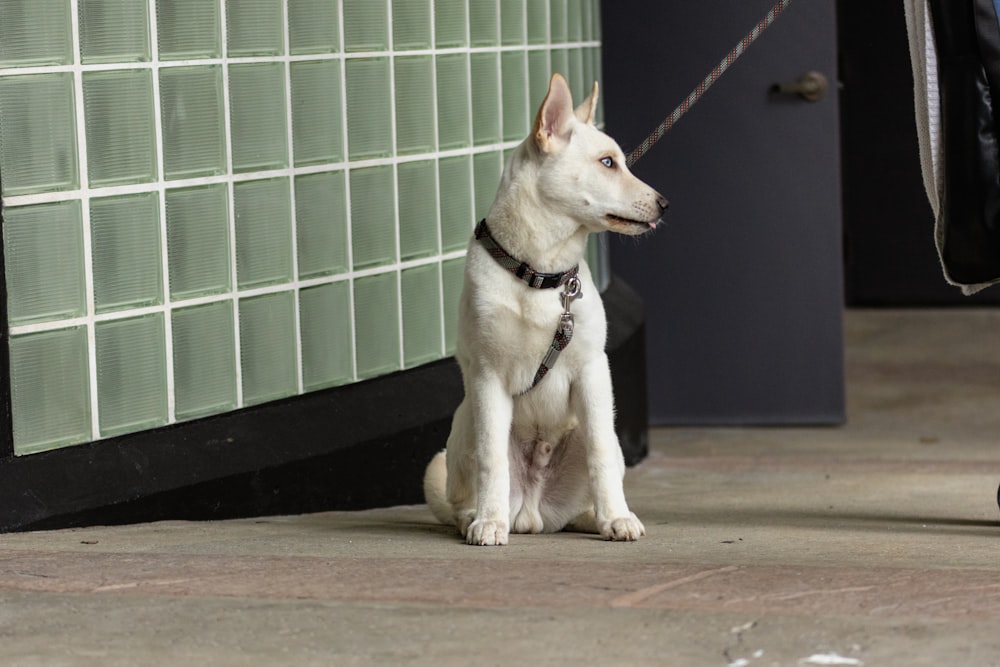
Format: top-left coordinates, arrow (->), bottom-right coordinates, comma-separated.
606,213 -> 659,230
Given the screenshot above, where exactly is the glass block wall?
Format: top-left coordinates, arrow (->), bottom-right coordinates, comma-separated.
0,0 -> 603,455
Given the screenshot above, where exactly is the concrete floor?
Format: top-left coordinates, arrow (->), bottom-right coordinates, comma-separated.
2,309 -> 1000,666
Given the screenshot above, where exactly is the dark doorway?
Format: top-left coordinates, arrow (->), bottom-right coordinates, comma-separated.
603,0 -> 845,425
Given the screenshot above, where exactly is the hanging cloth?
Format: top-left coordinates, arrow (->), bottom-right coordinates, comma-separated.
904,0 -> 1000,293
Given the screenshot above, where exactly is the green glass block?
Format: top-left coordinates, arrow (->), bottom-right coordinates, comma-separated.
441,257 -> 465,355
343,0 -> 388,52
3,200 -> 85,326
438,155 -> 473,252
0,1 -> 72,67
567,1 -> 583,42
350,165 -> 396,269
591,0 -> 602,42
226,0 -> 284,56
527,0 -> 548,45
83,69 -> 157,188
567,48 -> 586,104
91,193 -> 163,314
290,60 -> 343,166
469,2 -> 498,46
79,0 -> 150,64
95,314 -> 168,438
9,327 -> 91,455
401,263 -> 442,367
550,48 -> 569,86
550,0 -> 568,43
592,47 -> 604,125
299,281 -> 353,391
353,272 -> 400,379
288,0 -> 340,54
580,0 -> 595,42
473,151 -> 502,221
501,0 -> 525,45
229,62 -> 289,172
470,53 -> 500,146
0,73 -> 78,197
165,184 -> 231,299
345,57 -> 392,160
393,0 -> 431,50
394,56 -> 435,155
295,171 -> 348,278
233,177 -> 293,288
397,160 -> 438,260
436,53 -> 470,150
501,51 -> 529,141
586,232 -> 608,291
239,291 -> 298,406
528,49 -> 552,110
582,46 -> 596,104
172,300 -> 237,420
434,0 -> 467,48
159,65 -> 227,180
156,0 -> 222,60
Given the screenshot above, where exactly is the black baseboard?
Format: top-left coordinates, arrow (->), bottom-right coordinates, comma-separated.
0,274 -> 648,533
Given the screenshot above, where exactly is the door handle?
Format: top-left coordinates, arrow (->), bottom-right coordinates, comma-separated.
771,70 -> 828,102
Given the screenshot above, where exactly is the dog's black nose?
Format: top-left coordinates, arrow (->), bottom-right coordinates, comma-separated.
657,196 -> 669,212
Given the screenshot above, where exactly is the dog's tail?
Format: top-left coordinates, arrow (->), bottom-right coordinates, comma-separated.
423,450 -> 453,526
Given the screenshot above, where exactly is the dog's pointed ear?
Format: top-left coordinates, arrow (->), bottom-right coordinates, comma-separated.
534,73 -> 576,153
574,81 -> 599,125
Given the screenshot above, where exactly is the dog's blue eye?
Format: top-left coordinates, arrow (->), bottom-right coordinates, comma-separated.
600,156 -> 614,168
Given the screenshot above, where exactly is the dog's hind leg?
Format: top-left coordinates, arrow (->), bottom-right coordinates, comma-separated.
423,450 -> 453,526
565,507 -> 598,533
442,400 -> 478,536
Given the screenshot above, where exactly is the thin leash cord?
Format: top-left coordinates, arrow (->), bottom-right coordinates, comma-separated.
625,0 -> 795,168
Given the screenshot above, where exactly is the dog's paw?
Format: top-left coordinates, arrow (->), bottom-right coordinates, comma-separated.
600,514 -> 646,541
466,518 -> 509,546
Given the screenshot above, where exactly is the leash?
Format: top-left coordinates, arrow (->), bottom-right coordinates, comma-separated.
625,0 -> 796,168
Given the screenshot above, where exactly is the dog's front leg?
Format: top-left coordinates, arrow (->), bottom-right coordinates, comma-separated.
574,356 -> 645,541
466,373 -> 514,546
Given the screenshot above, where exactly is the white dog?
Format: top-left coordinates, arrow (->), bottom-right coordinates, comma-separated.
424,73 -> 667,546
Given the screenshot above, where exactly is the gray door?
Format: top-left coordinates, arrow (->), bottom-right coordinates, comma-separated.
602,0 -> 845,424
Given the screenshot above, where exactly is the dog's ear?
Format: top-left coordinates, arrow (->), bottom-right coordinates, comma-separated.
574,81 -> 599,125
534,73 -> 576,153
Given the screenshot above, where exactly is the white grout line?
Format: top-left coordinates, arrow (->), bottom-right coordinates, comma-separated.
218,0 -> 244,411
7,248 -> 469,338
463,6 -> 476,237
386,0 -> 406,373
338,0 -> 359,384
0,40 -> 601,79
429,3 -> 447,360
147,0 -> 177,425
68,0 -> 103,441
282,0 -> 305,396
0,139 -> 530,209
